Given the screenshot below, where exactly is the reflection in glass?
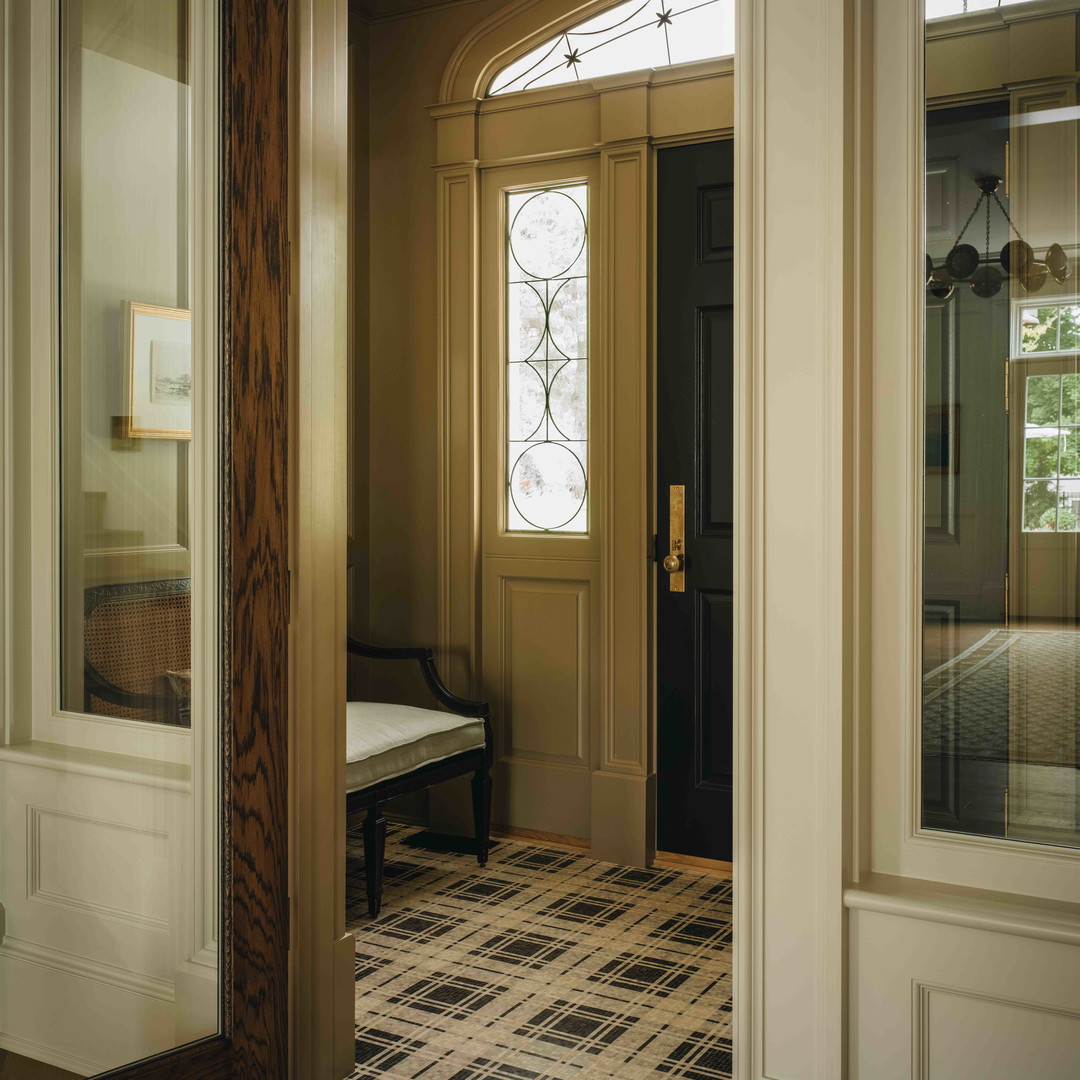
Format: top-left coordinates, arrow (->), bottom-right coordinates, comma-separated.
506,185 -> 589,533
61,2 -> 195,727
0,1 -> 219,1072
922,5 -> 1080,849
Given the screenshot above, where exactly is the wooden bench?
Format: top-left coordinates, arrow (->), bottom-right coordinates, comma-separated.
346,638 -> 493,917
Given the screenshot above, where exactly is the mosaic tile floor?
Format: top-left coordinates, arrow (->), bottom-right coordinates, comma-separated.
923,628 -> 1080,765
347,824 -> 733,1080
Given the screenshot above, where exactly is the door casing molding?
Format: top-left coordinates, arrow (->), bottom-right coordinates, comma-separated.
289,0 -> 356,1078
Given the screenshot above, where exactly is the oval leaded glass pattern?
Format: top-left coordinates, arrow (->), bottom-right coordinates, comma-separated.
507,184 -> 589,533
488,0 -> 734,97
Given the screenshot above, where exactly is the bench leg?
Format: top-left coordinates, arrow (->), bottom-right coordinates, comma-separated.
472,767 -> 492,866
363,805 -> 387,918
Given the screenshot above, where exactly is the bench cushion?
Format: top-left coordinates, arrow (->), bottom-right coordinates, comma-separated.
346,701 -> 486,793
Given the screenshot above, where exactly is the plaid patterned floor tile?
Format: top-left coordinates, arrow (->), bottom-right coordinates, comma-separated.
537,894 -> 634,929
648,911 -> 733,951
654,1030 -> 733,1080
586,950 -> 699,998
512,998 -> 640,1057
467,927 -> 579,972
353,1026 -> 434,1074
347,824 -> 732,1080
387,970 -> 511,1022
444,1056 -> 560,1080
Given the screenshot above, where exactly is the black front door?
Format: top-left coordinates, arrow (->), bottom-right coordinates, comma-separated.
656,140 -> 734,862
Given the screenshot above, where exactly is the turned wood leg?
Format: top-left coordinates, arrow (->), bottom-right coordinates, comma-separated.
472,767 -> 492,866
363,804 -> 387,918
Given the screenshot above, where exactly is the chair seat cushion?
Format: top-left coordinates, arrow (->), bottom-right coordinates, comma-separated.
346,701 -> 486,793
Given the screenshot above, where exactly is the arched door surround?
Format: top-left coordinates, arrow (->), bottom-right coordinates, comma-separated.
430,0 -> 732,864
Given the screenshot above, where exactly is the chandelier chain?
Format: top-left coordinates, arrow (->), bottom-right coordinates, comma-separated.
954,191 -> 985,246
990,190 -> 1025,242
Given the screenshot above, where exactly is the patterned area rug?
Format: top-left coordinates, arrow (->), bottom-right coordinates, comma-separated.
923,629 -> 1080,766
347,824 -> 733,1080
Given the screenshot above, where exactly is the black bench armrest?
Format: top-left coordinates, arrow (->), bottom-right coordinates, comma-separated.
83,660 -> 189,726
347,637 -> 491,720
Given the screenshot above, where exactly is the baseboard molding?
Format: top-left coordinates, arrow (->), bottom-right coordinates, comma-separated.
0,1032 -> 99,1077
491,825 -> 590,852
0,936 -> 174,1003
653,850 -> 733,875
590,770 -> 655,867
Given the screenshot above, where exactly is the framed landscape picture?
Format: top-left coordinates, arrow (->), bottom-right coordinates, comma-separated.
122,300 -> 192,439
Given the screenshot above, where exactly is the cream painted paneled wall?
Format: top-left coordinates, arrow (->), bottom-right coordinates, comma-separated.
363,0 -> 507,706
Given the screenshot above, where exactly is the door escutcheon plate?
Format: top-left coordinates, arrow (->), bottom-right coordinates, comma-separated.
667,484 -> 685,592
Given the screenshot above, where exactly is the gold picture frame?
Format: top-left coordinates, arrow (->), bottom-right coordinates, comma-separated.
121,300 -> 192,439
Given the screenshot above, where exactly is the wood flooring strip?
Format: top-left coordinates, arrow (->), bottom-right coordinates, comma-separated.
652,850 -> 733,875
491,825 -> 591,852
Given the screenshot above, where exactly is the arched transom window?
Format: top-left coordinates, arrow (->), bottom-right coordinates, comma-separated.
488,0 -> 734,96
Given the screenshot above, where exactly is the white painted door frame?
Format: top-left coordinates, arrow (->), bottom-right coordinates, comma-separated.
289,0 -> 357,1077
733,0 -> 854,1075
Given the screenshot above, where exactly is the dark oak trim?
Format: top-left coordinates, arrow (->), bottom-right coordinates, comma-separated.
94,0 -> 290,1076
91,1040 -> 232,1080
222,0 -> 290,1074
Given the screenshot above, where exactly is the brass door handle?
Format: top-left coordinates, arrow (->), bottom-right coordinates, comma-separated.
667,485 -> 685,592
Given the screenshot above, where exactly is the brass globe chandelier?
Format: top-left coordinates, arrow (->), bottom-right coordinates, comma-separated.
925,176 -> 1071,300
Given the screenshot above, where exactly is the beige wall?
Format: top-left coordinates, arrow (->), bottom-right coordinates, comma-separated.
348,8 -> 370,666
359,0 -> 506,704
78,46 -> 187,555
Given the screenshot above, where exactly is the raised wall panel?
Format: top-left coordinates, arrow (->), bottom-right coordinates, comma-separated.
0,760 -> 180,986
29,807 -> 170,931
925,158 -> 958,251
482,558 -> 598,837
0,758 -> 186,1069
920,985 -> 1080,1080
502,577 -> 590,765
850,906 -> 1080,1080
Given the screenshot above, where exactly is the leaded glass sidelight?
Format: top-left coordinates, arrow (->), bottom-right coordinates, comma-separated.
488,0 -> 734,97
506,185 -> 589,533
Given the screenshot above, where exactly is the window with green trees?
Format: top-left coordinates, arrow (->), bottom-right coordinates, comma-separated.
1023,373 -> 1080,532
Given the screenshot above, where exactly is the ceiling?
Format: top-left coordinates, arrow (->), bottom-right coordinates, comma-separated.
351,0 -> 486,20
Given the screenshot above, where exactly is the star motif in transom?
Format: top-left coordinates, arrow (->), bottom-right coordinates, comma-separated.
564,48 -> 582,67
656,7 -> 673,26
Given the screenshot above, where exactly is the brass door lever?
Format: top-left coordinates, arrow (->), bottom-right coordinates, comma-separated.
665,485 -> 685,592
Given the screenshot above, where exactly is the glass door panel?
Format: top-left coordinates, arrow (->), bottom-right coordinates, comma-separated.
0,1 -> 221,1073
922,2 -> 1080,850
